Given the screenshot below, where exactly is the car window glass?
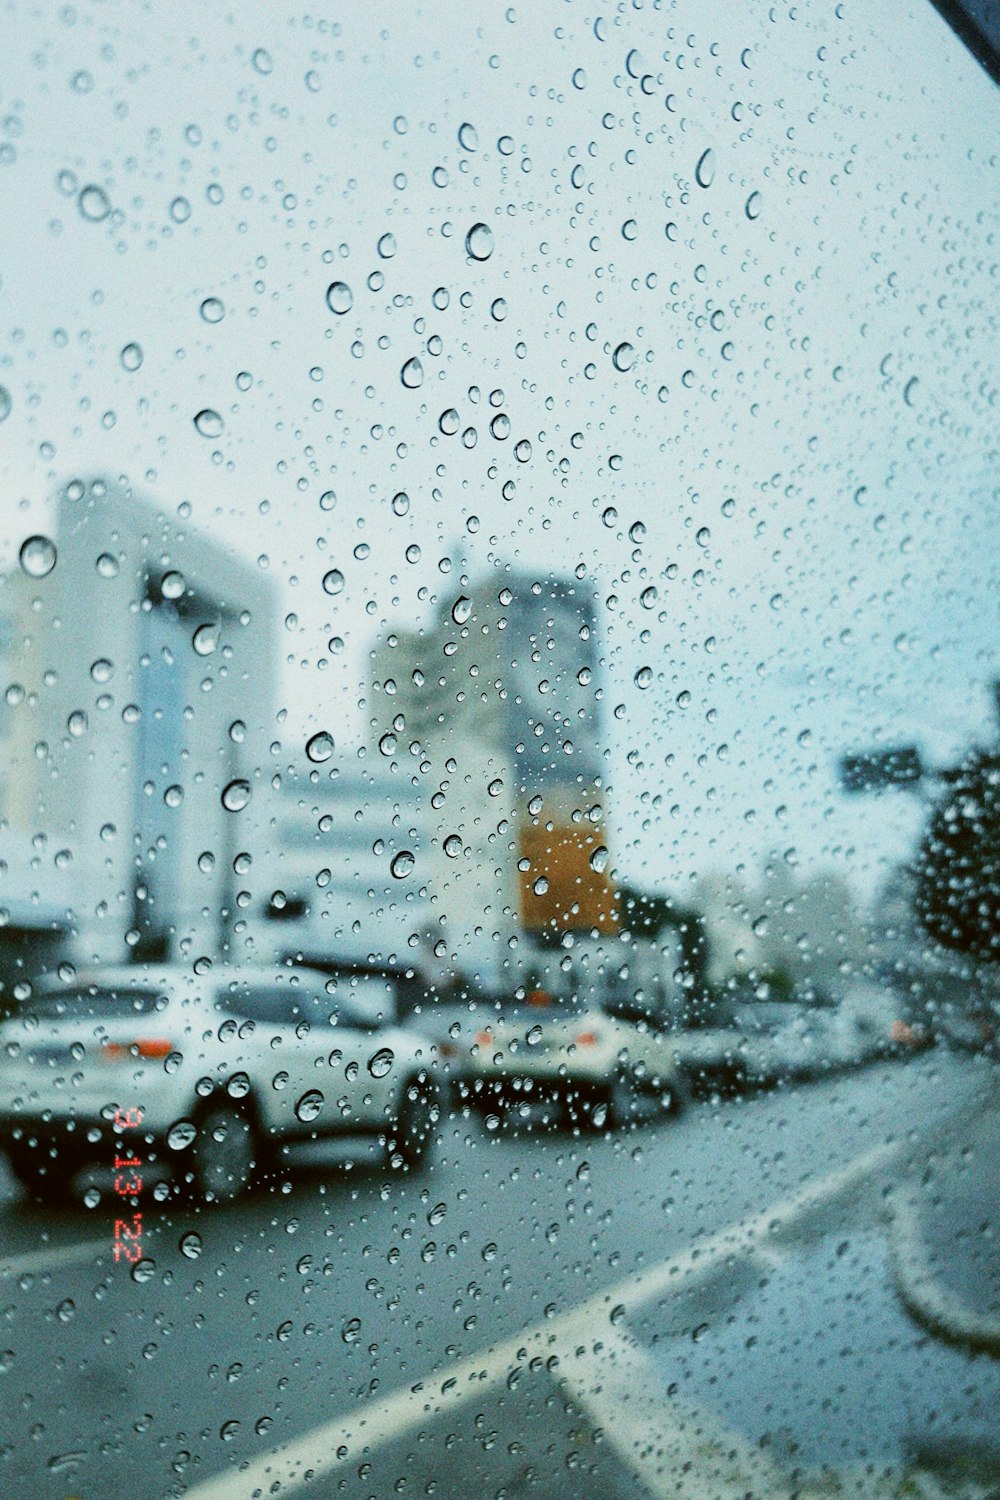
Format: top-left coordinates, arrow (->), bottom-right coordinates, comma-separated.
21,987 -> 161,1021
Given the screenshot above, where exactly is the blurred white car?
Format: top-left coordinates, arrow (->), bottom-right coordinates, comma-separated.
0,965 -> 437,1201
673,987 -> 930,1096
417,983 -> 689,1129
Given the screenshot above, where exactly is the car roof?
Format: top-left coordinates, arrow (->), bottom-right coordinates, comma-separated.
33,963 -> 337,996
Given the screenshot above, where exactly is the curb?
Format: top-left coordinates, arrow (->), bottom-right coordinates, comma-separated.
890,1196 -> 1000,1357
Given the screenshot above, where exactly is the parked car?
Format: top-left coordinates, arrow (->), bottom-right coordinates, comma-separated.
0,965 -> 438,1202
412,978 -> 689,1129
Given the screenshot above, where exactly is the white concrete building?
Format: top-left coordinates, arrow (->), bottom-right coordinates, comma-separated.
0,476 -> 277,977
248,760 -> 440,989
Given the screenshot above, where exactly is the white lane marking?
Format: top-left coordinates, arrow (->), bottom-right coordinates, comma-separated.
0,1237 -> 108,1279
182,1138 -> 898,1500
560,1325 -> 788,1499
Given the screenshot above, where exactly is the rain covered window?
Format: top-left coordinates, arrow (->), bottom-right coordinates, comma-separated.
0,2 -> 998,1498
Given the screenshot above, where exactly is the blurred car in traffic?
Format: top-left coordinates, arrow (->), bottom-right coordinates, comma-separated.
672,984 -> 931,1097
410,976 -> 689,1129
0,964 -> 437,1202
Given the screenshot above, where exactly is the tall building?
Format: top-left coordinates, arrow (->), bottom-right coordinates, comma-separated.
369,569 -> 617,988
0,476 -> 277,980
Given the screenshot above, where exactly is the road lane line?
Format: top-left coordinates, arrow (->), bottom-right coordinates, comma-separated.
559,1325 -> 788,1499
181,1137 -> 899,1500
0,1236 -> 109,1279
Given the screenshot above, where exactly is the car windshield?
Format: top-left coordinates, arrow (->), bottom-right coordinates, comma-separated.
1,3 -> 998,1498
20,987 -> 162,1020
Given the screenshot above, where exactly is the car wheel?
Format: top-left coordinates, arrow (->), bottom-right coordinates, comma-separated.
190,1103 -> 260,1202
387,1075 -> 438,1169
566,1074 -> 633,1131
658,1072 -> 690,1116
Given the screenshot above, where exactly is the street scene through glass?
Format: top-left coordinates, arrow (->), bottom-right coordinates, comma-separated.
0,1 -> 997,1497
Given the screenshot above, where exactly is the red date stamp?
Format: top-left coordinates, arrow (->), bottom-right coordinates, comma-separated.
112,1105 -> 144,1263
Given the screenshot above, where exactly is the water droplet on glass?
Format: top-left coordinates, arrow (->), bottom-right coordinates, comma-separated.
428,1201 -> 447,1226
120,342 -> 143,372
161,569 -> 185,599
612,342 -> 635,372
458,121 -> 478,151
179,1231 -> 203,1259
640,586 -> 658,609
131,1257 -> 156,1284
192,622 -> 218,656
490,413 -> 510,440
19,535 -> 57,578
199,296 -> 225,324
532,876 -> 549,896
322,568 -> 345,596
634,666 -> 653,689
695,148 -> 716,188
167,1119 -> 197,1150
78,184 -> 111,222
251,47 -> 273,75
390,850 -> 415,879
391,491 -> 409,516
465,222 -> 494,261
306,731 -> 335,763
745,190 -> 761,220
589,845 -> 609,873
227,1072 -> 250,1098
490,297 -> 508,322
367,1047 -> 394,1079
401,356 -> 424,389
325,281 -> 353,315
451,595 -> 472,624
488,778 -> 503,797
444,834 -> 462,858
221,779 -> 251,812
83,1186 -> 101,1208
341,1317 -> 361,1344
377,232 -> 397,260
295,1089 -> 325,1123
193,408 -> 224,439
170,195 -> 192,224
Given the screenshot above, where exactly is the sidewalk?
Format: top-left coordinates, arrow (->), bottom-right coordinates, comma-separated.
890,1074 -> 1000,1354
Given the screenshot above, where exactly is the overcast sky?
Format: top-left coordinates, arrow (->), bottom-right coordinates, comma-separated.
0,0 -> 997,904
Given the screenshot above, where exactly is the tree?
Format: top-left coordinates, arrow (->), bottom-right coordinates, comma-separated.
912,751 -> 1000,964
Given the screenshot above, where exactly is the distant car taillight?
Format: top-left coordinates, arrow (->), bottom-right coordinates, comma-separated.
576,1030 -> 599,1047
100,1039 -> 174,1061
473,1030 -> 493,1048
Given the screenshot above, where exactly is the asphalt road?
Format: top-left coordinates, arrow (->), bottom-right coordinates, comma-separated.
0,1049 -> 995,1500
